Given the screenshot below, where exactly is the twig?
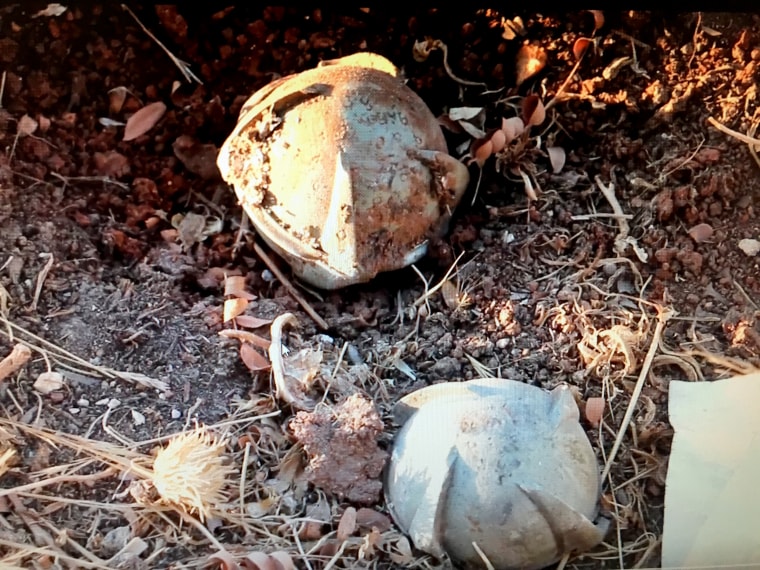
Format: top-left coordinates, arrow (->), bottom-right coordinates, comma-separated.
601,307 -> 673,482
0,70 -> 6,108
0,319 -> 168,391
571,213 -> 633,221
687,12 -> 703,69
414,39 -> 487,88
0,343 -> 31,383
595,175 -> 648,262
239,441 -> 251,517
611,29 -> 651,51
545,43 -> 591,112
747,116 -> 760,170
269,313 -> 316,410
472,541 -> 495,570
121,4 -> 202,84
50,172 -> 130,190
29,252 -> 54,312
658,138 -> 705,181
707,116 -> 760,147
555,553 -> 571,570
413,251 -> 466,307
0,468 -> 117,498
253,242 -> 328,330
0,538 -> 112,569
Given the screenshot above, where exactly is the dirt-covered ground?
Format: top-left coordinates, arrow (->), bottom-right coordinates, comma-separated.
1,6 -> 760,570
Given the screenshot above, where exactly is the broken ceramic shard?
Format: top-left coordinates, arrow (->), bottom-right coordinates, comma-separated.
217,52 -> 469,289
385,378 -> 608,570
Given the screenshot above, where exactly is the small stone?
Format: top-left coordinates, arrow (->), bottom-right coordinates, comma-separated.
171,408 -> 182,419
69,408 -> 80,414
34,371 -> 65,394
107,398 -> 121,409
77,398 -> 90,407
131,409 -> 146,426
738,238 -> 760,257
687,223 -> 713,244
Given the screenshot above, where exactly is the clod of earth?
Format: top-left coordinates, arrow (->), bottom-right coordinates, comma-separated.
385,378 -> 608,570
289,393 -> 388,504
217,52 -> 470,290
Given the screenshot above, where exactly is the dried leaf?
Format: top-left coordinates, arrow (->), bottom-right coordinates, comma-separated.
38,115 -> 51,132
573,38 -> 593,61
603,56 -> 633,81
522,95 -> 546,127
17,114 -> 38,136
458,120 -> 487,139
440,280 -> 460,310
223,298 -> 249,322
234,315 -> 272,329
501,116 -> 525,142
240,343 -> 271,371
585,397 -> 605,427
99,117 -> 126,127
470,138 -> 493,166
243,551 -> 295,570
207,549 -> 240,570
32,4 -> 68,18
437,114 -> 465,134
0,343 -> 32,383
547,146 -> 566,173
33,371 -> 64,394
112,370 -> 170,392
219,329 -> 271,350
337,506 -> 357,541
490,129 -> 507,153
448,106 -> 485,122
123,101 -> 167,141
515,44 -> 547,86
389,536 -> 414,565
393,358 -> 416,380
687,223 -> 714,244
283,348 -> 322,390
109,86 -> 128,114
588,10 -> 604,32
355,507 -> 392,532
516,167 -> 538,201
501,16 -> 525,40
198,267 -> 241,290
224,275 -> 257,300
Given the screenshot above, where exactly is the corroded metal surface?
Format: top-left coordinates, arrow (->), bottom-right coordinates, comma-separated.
385,378 -> 608,570
217,53 -> 469,289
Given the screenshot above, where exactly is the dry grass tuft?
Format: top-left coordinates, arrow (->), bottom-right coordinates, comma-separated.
149,427 -> 235,522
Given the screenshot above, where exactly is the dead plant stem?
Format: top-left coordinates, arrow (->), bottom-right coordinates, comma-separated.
601,308 -> 673,482
253,242 -> 328,330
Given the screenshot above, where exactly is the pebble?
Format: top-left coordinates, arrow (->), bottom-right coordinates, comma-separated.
171,408 -> 181,419
77,398 -> 90,407
738,238 -> 760,257
131,409 -> 146,426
